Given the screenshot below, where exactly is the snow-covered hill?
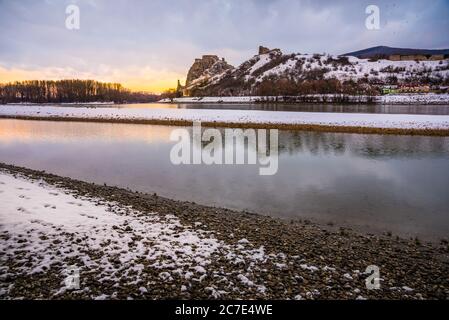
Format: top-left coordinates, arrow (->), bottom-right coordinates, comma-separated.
184,47 -> 449,97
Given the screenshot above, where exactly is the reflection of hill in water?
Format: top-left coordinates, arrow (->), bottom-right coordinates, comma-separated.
178,103 -> 449,115
202,127 -> 449,159
277,131 -> 449,159
2,118 -> 448,159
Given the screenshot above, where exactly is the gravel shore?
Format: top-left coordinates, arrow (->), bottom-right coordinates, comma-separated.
0,163 -> 448,300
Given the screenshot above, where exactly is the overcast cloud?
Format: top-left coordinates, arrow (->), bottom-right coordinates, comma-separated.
1,0 -> 448,92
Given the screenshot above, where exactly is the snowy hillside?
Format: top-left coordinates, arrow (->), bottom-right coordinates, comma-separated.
184,48 -> 449,97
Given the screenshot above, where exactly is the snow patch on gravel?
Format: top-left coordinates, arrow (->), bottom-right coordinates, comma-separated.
0,170 -> 423,299
0,170 -> 316,299
0,171 -> 225,297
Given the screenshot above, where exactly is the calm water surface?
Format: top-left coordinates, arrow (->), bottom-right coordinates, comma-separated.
1,119 -> 448,241
25,102 -> 449,115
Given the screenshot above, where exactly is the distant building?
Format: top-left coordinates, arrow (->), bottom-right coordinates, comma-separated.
398,84 -> 430,93
176,80 -> 184,97
259,46 -> 271,55
382,84 -> 433,94
389,54 -> 445,61
382,85 -> 398,95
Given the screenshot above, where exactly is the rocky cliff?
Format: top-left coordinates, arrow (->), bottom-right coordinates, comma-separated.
182,55 -> 233,95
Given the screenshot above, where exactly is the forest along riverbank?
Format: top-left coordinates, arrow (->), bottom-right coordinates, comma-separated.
0,163 -> 448,300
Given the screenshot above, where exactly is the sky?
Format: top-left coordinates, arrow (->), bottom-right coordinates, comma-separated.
1,0 -> 448,93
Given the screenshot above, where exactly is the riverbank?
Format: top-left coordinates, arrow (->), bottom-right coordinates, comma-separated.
1,105 -> 449,136
159,94 -> 449,105
0,163 -> 448,300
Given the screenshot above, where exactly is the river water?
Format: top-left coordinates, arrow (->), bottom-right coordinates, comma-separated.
1,118 -> 448,241
43,102 -> 449,115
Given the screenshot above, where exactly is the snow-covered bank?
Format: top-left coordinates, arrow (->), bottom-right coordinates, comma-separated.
159,94 -> 449,105
0,170 -> 273,299
0,171 -> 221,297
380,94 -> 449,104
1,104 -> 449,132
1,164 -> 444,299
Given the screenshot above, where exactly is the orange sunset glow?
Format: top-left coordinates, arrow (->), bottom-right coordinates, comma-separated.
0,65 -> 184,94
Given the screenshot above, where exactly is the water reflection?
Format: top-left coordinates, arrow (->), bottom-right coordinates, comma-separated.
1,119 -> 448,240
13,102 -> 449,115
1,120 -> 447,159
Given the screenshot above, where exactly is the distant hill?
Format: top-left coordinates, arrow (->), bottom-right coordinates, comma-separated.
343,46 -> 449,59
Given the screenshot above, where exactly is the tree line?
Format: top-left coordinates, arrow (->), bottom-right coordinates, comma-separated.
255,77 -> 379,96
0,80 -> 160,104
